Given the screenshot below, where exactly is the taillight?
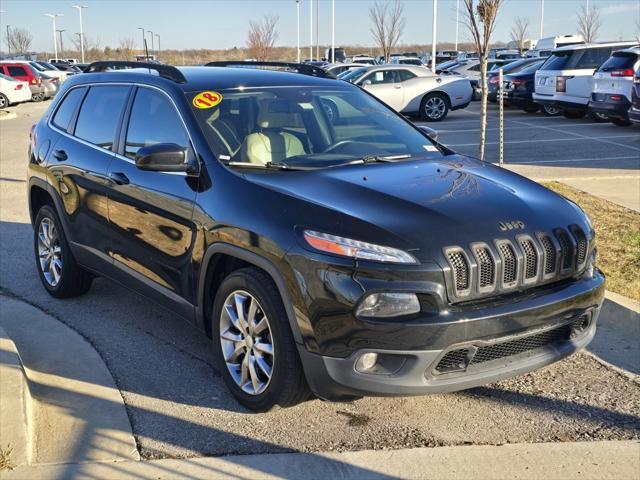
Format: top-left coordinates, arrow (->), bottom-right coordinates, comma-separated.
14,84 -> 23,90
30,78 -> 37,85
556,76 -> 573,93
611,68 -> 635,77
512,79 -> 526,87
489,76 -> 500,84
610,95 -> 622,101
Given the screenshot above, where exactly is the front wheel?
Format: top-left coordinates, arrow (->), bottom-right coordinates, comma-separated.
542,105 -> 561,116
0,93 -> 9,109
32,93 -> 44,102
588,110 -> 609,122
420,93 -> 449,122
211,268 -> 310,412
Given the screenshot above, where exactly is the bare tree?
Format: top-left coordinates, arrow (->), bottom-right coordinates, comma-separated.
118,37 -> 136,60
369,0 -> 405,62
463,0 -> 503,162
6,27 -> 33,54
576,3 -> 602,43
510,16 -> 529,54
246,15 -> 279,61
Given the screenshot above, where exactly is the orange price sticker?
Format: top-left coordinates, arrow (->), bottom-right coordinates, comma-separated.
193,91 -> 223,109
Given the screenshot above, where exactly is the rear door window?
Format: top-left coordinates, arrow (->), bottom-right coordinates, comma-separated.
52,87 -> 86,131
124,87 -> 190,159
364,70 -> 399,84
74,85 -> 130,151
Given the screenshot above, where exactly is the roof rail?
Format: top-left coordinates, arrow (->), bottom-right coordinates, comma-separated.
205,61 -> 336,79
84,61 -> 187,84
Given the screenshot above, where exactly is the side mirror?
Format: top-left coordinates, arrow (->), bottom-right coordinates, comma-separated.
362,79 -> 372,86
418,126 -> 439,142
135,143 -> 197,175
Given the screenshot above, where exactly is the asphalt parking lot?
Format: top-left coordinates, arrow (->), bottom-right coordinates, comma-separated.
1,100 -> 638,460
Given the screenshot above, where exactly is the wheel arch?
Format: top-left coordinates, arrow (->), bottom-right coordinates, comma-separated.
197,243 -> 303,345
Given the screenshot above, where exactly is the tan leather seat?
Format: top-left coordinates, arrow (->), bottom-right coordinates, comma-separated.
243,101 -> 306,165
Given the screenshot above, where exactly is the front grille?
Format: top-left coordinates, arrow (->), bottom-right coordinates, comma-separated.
498,242 -> 517,284
539,235 -> 557,275
433,314 -> 591,374
443,225 -> 588,302
520,238 -> 538,280
447,250 -> 470,293
475,247 -> 495,288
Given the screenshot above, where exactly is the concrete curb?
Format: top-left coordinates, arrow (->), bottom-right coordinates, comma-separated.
0,110 -> 17,121
0,295 -> 139,466
0,325 -> 32,467
3,441 -> 639,480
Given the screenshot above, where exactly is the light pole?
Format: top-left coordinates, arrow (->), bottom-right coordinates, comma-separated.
137,27 -> 145,55
148,30 -> 154,57
539,0 -> 544,38
431,0 -> 437,73
331,0 -> 335,63
315,0 -> 319,61
455,0 -> 459,52
309,0 -> 313,61
155,33 -> 160,58
5,25 -> 10,56
44,13 -> 63,61
56,29 -> 66,57
296,0 -> 300,63
72,5 -> 87,64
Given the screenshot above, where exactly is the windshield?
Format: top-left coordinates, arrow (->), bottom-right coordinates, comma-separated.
519,60 -> 545,74
190,86 -> 444,169
340,67 -> 368,83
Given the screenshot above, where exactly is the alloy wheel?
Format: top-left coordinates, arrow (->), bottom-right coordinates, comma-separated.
37,217 -> 62,287
543,105 -> 560,116
0,94 -> 7,109
425,97 -> 446,120
219,290 -> 274,395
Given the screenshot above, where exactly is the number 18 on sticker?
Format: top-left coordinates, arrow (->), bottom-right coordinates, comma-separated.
193,91 -> 222,109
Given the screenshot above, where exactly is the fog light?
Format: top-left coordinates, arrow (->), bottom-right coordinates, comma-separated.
359,352 -> 378,371
355,293 -> 420,318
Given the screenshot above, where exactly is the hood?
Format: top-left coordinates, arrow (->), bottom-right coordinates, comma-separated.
245,155 -> 588,261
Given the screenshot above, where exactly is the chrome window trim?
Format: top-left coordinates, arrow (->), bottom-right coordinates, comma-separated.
47,81 -> 199,177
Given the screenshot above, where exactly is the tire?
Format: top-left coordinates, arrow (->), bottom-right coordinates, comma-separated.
33,205 -> 93,298
32,93 -> 44,102
0,93 -> 9,109
523,104 -> 540,113
211,267 -> 310,412
472,87 -> 481,101
420,93 -> 449,122
588,110 -> 609,122
611,118 -> 632,127
563,108 -> 586,119
542,105 -> 561,116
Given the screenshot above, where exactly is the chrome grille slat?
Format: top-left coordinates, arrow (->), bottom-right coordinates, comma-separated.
444,226 -> 589,302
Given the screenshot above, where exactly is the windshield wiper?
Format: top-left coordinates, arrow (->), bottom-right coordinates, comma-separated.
360,154 -> 412,163
224,160 -> 313,171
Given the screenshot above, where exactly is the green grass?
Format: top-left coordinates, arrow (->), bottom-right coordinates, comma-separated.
543,181 -> 640,302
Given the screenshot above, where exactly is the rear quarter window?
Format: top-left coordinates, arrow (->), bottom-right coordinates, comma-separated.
52,87 -> 86,132
74,85 -> 130,150
540,52 -> 572,71
7,66 -> 28,77
599,53 -> 639,72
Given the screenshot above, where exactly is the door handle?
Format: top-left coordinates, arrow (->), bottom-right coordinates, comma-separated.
53,149 -> 68,161
394,85 -> 402,89
108,171 -> 130,185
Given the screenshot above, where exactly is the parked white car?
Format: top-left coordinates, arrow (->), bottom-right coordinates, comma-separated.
0,73 -> 31,108
588,46 -> 640,126
341,65 -> 473,121
532,41 -> 637,120
326,63 -> 369,76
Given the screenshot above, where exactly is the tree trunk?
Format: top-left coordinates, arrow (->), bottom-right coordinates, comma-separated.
479,60 -> 488,161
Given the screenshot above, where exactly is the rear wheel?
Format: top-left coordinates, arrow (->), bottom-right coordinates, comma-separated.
0,93 -> 9,109
542,105 -> 561,116
33,205 -> 93,298
420,93 -> 449,122
211,268 -> 310,411
588,110 -> 609,122
32,93 -> 44,102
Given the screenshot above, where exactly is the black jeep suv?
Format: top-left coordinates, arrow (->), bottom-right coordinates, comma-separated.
28,61 -> 604,411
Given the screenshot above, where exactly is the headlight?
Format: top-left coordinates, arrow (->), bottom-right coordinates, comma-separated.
303,230 -> 418,264
355,292 -> 421,318
584,248 -> 597,279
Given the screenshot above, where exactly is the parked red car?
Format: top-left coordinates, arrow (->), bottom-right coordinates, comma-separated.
0,62 -> 48,101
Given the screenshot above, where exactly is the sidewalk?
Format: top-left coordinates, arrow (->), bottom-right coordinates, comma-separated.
4,441 -> 639,480
502,164 -> 640,213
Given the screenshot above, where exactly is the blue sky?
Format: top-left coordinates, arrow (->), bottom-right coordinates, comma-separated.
2,0 -> 639,52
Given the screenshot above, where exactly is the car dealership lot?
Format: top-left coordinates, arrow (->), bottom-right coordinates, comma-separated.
1,100 -> 638,459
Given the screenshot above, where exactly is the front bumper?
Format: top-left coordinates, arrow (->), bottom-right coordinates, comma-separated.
298,271 -> 604,400
588,95 -> 632,120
